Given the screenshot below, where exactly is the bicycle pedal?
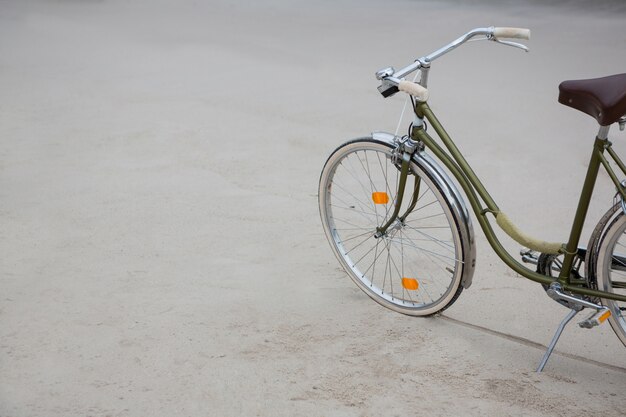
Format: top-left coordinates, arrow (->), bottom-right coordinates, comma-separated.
578,308 -> 611,329
519,247 -> 539,265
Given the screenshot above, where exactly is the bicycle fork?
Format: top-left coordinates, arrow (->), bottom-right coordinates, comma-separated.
374,137 -> 422,238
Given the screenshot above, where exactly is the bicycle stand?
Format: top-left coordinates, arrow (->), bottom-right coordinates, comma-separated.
536,307 -> 581,372
536,282 -> 612,372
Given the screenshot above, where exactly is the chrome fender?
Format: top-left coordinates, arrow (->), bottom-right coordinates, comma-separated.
372,131 -> 476,288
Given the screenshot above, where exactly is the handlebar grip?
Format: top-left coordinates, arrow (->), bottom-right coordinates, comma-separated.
493,27 -> 531,40
398,80 -> 429,102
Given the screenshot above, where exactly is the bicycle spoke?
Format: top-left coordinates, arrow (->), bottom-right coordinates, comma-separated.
342,155 -> 377,212
331,216 -> 374,231
395,232 -> 453,294
331,179 -> 376,219
363,150 -> 382,225
388,237 -> 460,264
408,212 -> 447,222
339,229 -> 375,244
330,202 -> 378,219
344,232 -> 377,257
389,234 -> 446,302
405,226 -> 455,254
350,235 -> 383,266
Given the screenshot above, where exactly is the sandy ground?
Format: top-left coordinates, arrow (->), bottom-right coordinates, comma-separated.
1,0 -> 626,416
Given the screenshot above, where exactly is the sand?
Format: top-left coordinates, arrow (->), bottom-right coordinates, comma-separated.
1,0 -> 626,415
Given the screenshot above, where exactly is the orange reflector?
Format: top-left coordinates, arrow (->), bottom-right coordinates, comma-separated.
599,310 -> 612,323
372,192 -> 389,204
402,278 -> 419,291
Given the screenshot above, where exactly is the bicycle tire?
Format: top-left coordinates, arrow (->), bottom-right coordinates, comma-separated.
318,136 -> 473,316
588,204 -> 626,347
585,203 -> 621,293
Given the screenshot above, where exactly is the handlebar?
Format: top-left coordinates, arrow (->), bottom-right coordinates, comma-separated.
376,26 -> 531,100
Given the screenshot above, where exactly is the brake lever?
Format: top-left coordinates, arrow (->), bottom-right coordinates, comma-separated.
492,38 -> 529,52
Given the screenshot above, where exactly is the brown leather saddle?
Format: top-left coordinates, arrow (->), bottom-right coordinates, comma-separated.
558,73 -> 626,126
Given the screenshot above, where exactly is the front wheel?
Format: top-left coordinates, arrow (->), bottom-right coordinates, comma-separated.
589,205 -> 626,347
318,137 -> 473,316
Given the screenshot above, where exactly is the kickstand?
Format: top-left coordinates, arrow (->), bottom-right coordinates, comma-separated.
536,308 -> 581,372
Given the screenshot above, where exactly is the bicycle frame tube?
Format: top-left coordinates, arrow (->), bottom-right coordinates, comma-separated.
411,102 -> 626,303
557,138 -> 604,283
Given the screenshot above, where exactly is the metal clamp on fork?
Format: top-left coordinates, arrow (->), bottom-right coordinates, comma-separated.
537,282 -> 611,372
374,137 -> 423,238
392,135 -> 422,160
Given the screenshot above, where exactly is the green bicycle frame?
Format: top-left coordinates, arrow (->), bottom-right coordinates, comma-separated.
405,102 -> 626,303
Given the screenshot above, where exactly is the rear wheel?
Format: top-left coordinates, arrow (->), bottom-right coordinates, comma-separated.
591,208 -> 626,347
318,138 -> 470,316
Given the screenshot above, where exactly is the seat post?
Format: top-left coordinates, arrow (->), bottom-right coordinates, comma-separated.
598,125 -> 610,140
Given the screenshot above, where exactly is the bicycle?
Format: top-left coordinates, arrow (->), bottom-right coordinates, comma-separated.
318,27 -> 626,372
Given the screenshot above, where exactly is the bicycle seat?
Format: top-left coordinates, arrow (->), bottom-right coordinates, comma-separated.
558,73 -> 626,126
